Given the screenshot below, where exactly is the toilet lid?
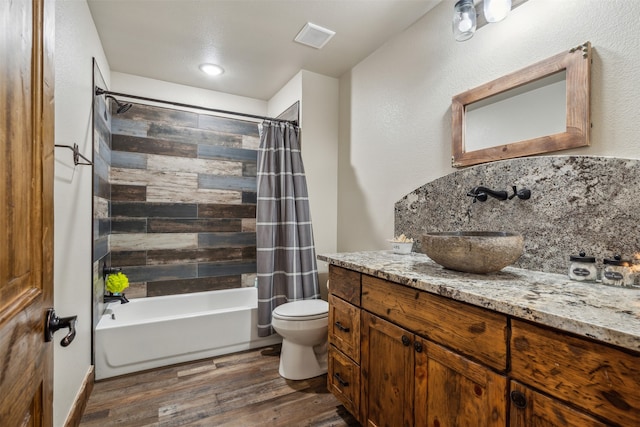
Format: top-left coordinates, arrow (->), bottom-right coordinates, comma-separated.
272,300 -> 328,320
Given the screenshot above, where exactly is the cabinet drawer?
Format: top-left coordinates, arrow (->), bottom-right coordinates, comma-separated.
329,265 -> 361,306
329,294 -> 360,362
511,320 -> 640,427
328,345 -> 361,421
361,275 -> 507,371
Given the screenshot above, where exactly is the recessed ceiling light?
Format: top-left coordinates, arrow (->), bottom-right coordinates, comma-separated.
199,63 -> 224,76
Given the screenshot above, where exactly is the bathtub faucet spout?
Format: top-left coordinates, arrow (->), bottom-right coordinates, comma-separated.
104,293 -> 129,304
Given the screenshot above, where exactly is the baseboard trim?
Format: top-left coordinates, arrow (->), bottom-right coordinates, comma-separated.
64,365 -> 95,427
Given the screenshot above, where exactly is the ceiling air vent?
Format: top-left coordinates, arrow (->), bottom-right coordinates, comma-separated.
294,22 -> 335,49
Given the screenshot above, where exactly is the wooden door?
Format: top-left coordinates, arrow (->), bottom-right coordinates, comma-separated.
509,381 -> 607,427
0,0 -> 55,425
361,312 -> 414,427
414,338 -> 507,427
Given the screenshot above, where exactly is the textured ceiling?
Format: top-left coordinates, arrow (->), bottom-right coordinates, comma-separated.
87,0 -> 442,100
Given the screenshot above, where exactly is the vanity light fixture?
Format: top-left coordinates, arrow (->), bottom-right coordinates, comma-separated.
453,0 -> 526,41
484,0 -> 512,22
199,63 -> 224,76
453,0 -> 477,42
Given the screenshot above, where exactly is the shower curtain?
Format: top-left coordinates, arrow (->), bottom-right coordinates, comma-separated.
256,121 -> 320,337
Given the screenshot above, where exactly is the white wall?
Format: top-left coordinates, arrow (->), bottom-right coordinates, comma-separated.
267,71 -> 302,119
300,71 -> 339,298
338,0 -> 640,253
54,1 -> 110,426
111,72 -> 268,116
268,71 -> 339,299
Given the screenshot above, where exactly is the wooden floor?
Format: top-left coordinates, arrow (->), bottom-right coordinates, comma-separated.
79,345 -> 360,427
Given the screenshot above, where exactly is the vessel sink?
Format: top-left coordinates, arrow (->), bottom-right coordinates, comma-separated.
422,231 -> 524,274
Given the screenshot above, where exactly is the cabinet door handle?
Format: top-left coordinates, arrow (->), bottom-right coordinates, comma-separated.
334,321 -> 350,332
414,341 -> 423,353
510,390 -> 527,409
401,335 -> 411,346
333,372 -> 349,387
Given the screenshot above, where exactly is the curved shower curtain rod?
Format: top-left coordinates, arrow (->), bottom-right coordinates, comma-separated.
94,87 -> 298,125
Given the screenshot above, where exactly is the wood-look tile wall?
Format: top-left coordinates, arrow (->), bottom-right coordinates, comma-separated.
96,100 -> 259,299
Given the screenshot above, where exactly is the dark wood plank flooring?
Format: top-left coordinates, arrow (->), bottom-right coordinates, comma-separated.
79,345 -> 359,427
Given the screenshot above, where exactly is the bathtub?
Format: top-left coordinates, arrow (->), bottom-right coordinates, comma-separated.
95,287 -> 281,379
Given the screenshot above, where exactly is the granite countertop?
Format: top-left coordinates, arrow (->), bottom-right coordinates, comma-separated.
318,251 -> 640,353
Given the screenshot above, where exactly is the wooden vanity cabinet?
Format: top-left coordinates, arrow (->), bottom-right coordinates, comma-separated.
361,312 -> 507,427
326,265 -> 640,426
360,276 -> 508,427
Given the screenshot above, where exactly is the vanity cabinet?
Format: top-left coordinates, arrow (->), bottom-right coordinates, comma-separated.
360,275 -> 508,427
326,264 -> 639,426
360,312 -> 507,427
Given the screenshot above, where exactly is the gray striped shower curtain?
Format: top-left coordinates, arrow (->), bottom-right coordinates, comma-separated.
256,121 -> 320,337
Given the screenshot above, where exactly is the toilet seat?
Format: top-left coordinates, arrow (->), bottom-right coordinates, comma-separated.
272,300 -> 328,321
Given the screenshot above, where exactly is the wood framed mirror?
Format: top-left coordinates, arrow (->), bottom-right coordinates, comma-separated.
451,42 -> 591,167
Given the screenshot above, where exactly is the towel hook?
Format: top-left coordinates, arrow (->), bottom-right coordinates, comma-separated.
54,143 -> 93,166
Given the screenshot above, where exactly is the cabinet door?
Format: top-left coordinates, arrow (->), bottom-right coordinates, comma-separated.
509,381 -> 608,427
414,338 -> 507,427
361,312 -> 414,427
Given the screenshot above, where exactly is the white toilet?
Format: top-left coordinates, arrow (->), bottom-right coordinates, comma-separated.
271,299 -> 329,380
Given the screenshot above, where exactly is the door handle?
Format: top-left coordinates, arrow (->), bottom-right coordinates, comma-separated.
45,308 -> 77,347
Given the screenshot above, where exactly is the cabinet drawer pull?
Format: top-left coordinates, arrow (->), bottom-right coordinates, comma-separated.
510,390 -> 527,409
333,372 -> 349,387
334,321 -> 350,332
401,335 -> 411,346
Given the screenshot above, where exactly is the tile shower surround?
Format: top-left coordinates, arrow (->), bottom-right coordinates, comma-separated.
93,99 -> 260,300
395,155 -> 640,279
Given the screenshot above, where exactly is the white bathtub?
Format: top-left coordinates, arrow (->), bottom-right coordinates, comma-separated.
95,287 -> 281,379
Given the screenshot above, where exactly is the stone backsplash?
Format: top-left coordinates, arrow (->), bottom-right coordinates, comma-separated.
395,156 -> 640,276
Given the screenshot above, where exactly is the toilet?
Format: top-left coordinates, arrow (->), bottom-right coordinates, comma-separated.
271,299 -> 329,380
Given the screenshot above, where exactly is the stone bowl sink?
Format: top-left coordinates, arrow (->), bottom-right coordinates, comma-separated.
422,231 -> 524,274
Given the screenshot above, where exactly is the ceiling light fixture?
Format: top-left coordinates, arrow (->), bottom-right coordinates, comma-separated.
199,63 -> 224,76
453,0 -> 477,42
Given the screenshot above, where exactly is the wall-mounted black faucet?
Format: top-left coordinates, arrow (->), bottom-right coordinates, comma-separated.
467,186 -> 508,203
467,185 -> 531,203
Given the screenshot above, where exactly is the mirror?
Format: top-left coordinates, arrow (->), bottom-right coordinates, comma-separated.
452,42 -> 591,167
